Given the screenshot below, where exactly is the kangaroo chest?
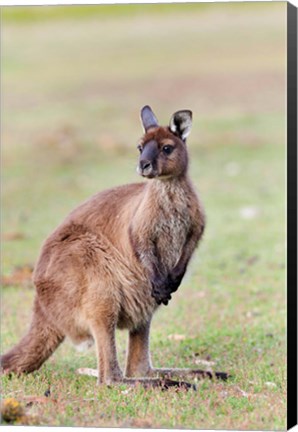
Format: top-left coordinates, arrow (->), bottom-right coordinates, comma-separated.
129,179 -> 197,282
152,185 -> 192,270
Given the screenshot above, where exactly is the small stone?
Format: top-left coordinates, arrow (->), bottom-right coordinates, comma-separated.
168,334 -> 186,341
265,381 -> 277,388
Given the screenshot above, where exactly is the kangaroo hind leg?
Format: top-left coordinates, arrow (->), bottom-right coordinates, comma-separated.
89,314 -> 123,385
125,320 -> 230,386
123,321 -> 196,390
125,321 -> 152,378
77,320 -> 195,390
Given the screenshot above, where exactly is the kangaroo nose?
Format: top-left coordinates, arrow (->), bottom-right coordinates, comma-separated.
140,160 -> 152,171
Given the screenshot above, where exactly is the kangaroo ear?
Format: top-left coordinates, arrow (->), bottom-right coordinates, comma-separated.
169,110 -> 192,141
140,105 -> 159,132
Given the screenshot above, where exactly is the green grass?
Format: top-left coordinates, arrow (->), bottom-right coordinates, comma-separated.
1,3 -> 286,429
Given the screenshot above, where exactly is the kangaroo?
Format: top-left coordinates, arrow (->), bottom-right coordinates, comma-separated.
1,106 -> 228,388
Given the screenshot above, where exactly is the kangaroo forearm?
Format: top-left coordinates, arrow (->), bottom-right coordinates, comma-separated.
151,234 -> 200,305
169,230 -> 202,285
138,251 -> 165,283
151,267 -> 186,305
133,247 -> 169,306
132,237 -> 168,287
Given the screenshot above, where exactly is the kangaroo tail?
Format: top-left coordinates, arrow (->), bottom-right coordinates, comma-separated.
1,298 -> 64,374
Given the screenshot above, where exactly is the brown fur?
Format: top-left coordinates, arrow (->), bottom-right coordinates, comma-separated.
1,107 -> 221,387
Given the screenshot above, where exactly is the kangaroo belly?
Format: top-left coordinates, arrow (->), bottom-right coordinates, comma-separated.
116,277 -> 156,331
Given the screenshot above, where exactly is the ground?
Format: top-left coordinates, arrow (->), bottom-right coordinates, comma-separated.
1,3 -> 286,429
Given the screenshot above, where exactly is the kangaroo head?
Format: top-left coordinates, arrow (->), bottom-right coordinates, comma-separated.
137,106 -> 192,180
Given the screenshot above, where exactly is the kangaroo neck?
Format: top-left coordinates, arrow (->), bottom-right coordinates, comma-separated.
148,173 -> 190,189
144,174 -> 192,207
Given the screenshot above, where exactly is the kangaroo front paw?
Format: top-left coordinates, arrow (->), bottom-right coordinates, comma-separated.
151,278 -> 172,305
151,272 -> 184,305
151,290 -> 172,306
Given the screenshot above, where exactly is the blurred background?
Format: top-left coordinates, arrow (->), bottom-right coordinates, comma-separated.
2,2 -> 286,268
1,4 -> 287,428
2,0 -> 287,340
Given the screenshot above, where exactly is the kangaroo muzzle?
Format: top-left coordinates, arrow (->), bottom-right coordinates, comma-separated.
137,140 -> 158,178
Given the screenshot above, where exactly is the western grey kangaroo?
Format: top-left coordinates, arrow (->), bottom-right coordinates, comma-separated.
1,106 -> 228,389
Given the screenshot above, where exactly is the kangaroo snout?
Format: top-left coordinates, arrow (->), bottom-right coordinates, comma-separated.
137,139 -> 158,178
138,159 -> 154,177
140,160 -> 152,171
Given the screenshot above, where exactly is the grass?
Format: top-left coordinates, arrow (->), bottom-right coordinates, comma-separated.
1,3 -> 286,429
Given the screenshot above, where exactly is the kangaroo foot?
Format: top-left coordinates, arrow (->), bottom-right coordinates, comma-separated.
189,369 -> 231,381
76,369 -> 195,390
214,371 -> 231,381
122,377 -> 196,391
151,368 -> 231,381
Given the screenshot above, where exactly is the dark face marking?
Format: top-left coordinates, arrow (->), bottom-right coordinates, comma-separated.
137,140 -> 159,178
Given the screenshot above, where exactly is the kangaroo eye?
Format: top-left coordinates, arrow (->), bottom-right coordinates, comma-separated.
163,145 -> 174,155
137,145 -> 143,154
